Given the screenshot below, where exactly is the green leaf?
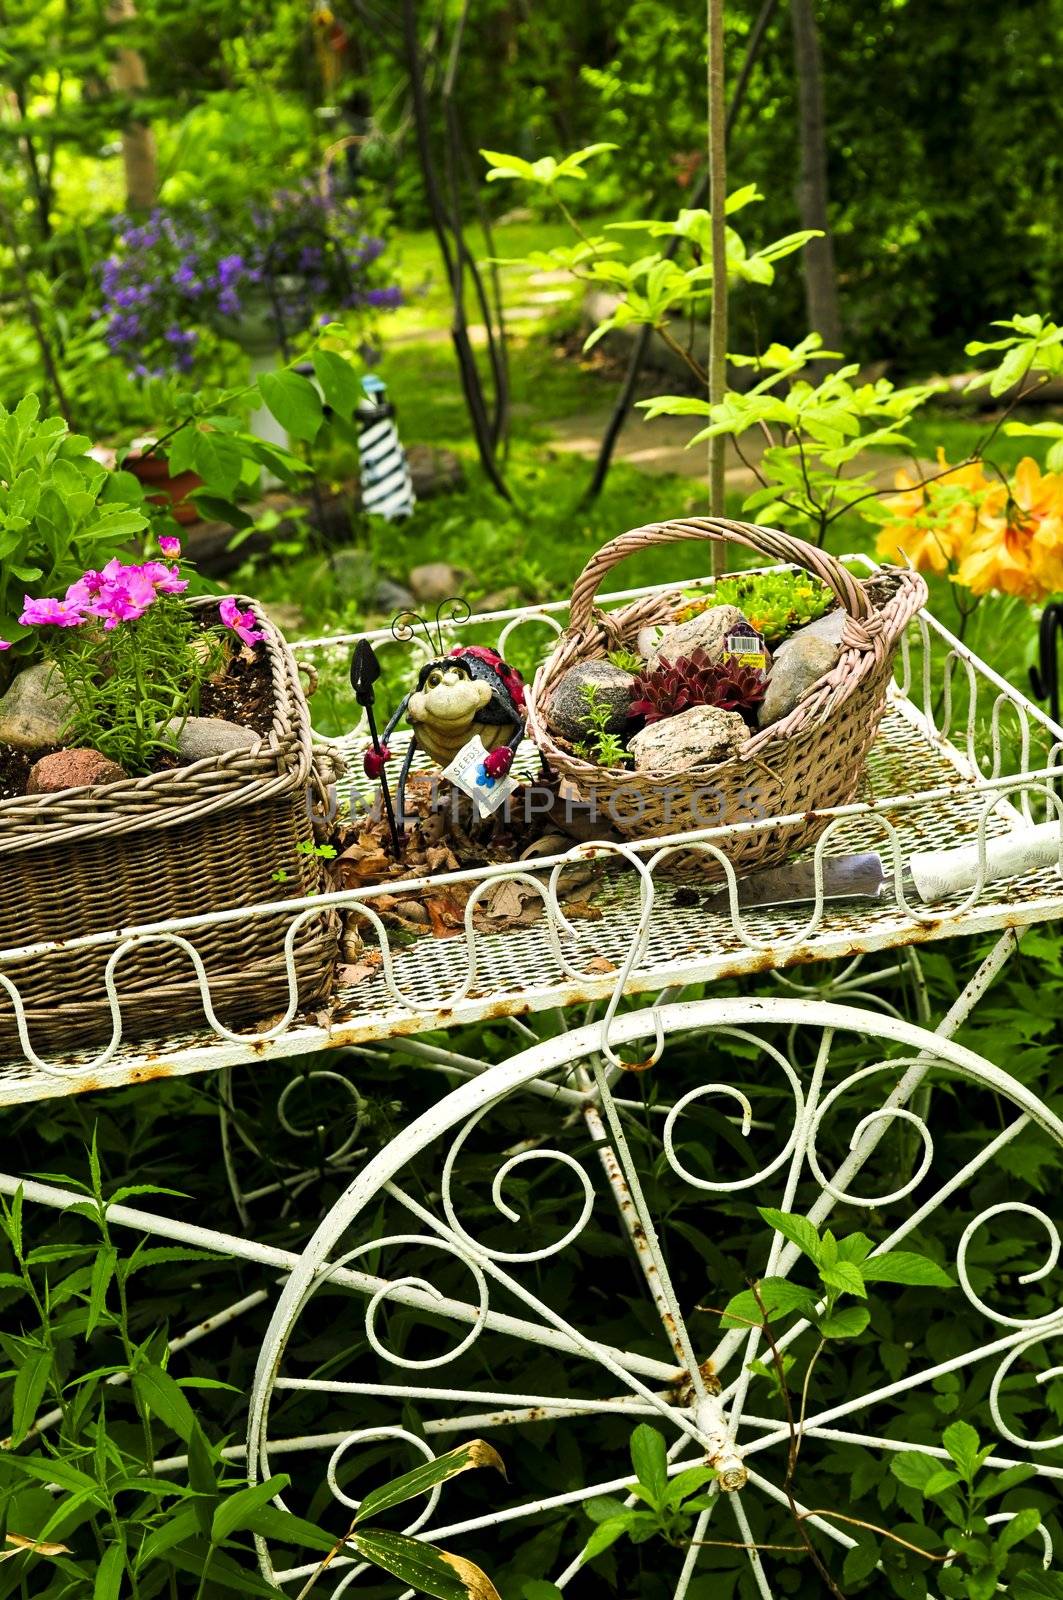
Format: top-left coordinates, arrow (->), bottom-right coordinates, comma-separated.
943,1420 -> 984,1480
355,1439 -> 505,1527
86,1245 -> 116,1338
94,1540 -> 125,1600
211,1475 -> 290,1544
817,1305 -> 871,1339
258,369 -> 323,442
522,1584 -> 565,1600
580,1516 -> 632,1564
996,1506 -> 1041,1552
132,1364 -> 197,1443
311,350 -> 361,421
842,1539 -> 880,1585
190,494 -> 253,530
629,1424 -> 668,1507
136,1505 -> 201,1567
190,430 -> 244,496
758,1208 -> 821,1262
242,1503 -> 336,1554
348,1528 -> 501,1598
862,1252 -> 954,1288
819,1260 -> 867,1298
721,1277 -> 819,1329
11,1350 -> 51,1446
890,1451 -> 939,1493
158,1544 -> 284,1595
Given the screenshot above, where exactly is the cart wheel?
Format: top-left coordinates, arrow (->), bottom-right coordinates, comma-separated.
247,997 -> 1062,1597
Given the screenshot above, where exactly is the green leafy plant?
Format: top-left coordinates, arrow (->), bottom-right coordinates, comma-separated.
606,647 -> 645,673
640,334 -> 939,547
0,397 -> 149,656
967,312 -> 1063,468
721,1207 -> 954,1343
677,569 -> 833,644
577,1424 -> 716,1564
0,1149 -> 505,1600
481,147 -> 817,377
630,649 -> 766,724
887,1422 -> 1049,1599
574,680 -> 630,767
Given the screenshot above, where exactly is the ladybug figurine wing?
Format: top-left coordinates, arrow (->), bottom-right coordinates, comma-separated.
449,646 -> 525,777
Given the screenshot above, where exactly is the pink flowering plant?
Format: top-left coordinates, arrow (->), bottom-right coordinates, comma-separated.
16,543 -> 257,774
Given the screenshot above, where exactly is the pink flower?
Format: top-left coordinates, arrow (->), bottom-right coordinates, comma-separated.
20,595 -> 85,628
140,560 -> 188,595
157,535 -> 181,557
0,638 -> 10,651
219,595 -> 266,648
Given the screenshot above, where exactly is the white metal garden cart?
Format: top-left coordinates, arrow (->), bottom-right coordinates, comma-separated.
2,555 -> 1062,1596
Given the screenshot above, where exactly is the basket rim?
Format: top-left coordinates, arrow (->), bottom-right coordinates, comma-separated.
0,595 -> 320,851
527,561 -> 928,789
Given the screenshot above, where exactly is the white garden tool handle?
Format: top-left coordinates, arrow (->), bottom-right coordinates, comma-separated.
908,820 -> 1063,903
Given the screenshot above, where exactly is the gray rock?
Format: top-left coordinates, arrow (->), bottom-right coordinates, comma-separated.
758,634 -> 840,728
409,561 -> 466,603
629,704 -> 748,773
0,662 -> 74,751
330,547 -> 376,601
161,716 -> 260,763
649,605 -> 749,667
27,748 -> 126,793
548,660 -> 636,744
372,578 -> 416,614
783,607 -> 846,652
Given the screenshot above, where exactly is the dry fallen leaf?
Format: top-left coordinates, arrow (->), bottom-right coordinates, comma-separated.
336,955 -> 383,988
0,1534 -> 71,1562
584,956 -> 618,973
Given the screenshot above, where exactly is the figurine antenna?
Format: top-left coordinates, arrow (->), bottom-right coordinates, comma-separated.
391,609 -> 437,655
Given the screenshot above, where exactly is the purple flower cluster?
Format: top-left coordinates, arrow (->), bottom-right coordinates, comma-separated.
20,553 -> 189,633
98,183 -> 402,380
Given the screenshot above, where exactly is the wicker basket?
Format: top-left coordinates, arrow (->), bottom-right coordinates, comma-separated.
527,518 -> 927,876
0,597 -> 341,1055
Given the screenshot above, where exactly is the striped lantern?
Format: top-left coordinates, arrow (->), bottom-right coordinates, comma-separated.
355,373 -> 415,520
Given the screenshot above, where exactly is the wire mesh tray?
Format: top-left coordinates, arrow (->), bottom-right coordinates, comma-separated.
2,559 -> 1062,1106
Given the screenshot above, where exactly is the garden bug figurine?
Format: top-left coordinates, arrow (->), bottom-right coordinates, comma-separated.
359,601 -> 526,829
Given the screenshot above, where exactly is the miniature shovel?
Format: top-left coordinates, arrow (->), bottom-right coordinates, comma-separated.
703,821 -> 1063,911
350,638 -> 403,858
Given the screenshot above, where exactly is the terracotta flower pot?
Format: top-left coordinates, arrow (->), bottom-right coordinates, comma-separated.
126,448 -> 204,527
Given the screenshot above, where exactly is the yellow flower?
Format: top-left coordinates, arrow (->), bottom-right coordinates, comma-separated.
875,451 -> 1000,575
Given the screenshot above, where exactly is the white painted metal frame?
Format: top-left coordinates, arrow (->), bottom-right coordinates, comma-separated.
238,979 -> 1063,1595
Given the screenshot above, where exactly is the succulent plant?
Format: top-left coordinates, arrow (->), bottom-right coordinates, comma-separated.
676,569 -> 832,644
629,649 -> 767,724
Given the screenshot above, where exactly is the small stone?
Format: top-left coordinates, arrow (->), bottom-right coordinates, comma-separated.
548,660 -> 636,743
372,578 -> 416,614
0,662 -> 74,751
476,588 -> 521,613
649,605 -> 749,667
161,717 -> 260,763
27,748 -> 126,794
629,704 -> 748,773
409,562 -> 466,603
758,633 -> 840,728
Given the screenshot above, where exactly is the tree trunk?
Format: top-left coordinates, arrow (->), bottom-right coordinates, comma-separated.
790,0 -> 842,350
109,0 -> 157,211
707,0 -> 727,570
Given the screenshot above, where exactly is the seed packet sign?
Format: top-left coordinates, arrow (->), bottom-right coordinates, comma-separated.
722,624 -> 769,679
444,735 -> 520,817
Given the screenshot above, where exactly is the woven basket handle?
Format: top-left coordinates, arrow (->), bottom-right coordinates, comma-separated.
567,516 -> 872,638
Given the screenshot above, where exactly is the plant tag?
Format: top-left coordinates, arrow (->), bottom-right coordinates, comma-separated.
722,625 -> 769,678
443,736 -> 519,818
